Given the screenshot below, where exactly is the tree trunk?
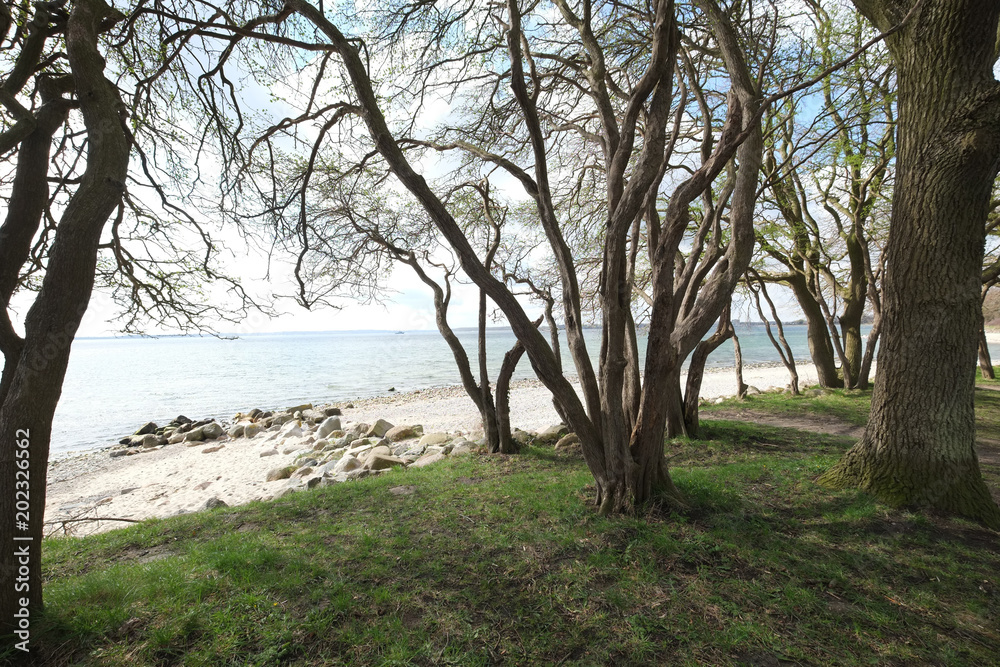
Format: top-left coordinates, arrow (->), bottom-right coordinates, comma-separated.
978,324 -> 994,379
820,0 -> 1000,528
733,330 -> 748,398
682,304 -> 734,437
787,273 -> 842,387
0,0 -> 129,638
495,339 -> 526,454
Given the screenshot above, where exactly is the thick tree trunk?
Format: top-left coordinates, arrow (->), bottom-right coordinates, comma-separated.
495,341 -> 524,454
0,0 -> 129,639
820,0 -> 1000,528
788,273 -> 842,387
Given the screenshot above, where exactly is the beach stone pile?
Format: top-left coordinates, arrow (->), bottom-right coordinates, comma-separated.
236,410 -> 481,499
113,415 -> 227,454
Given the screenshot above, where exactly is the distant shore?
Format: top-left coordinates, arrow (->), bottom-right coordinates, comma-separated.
45,362 -> 819,536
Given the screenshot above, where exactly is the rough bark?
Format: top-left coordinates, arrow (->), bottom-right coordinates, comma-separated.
787,273 -> 842,387
820,0 -> 1000,528
0,0 -> 129,637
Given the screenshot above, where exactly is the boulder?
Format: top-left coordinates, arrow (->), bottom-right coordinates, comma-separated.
201,422 -> 225,439
259,449 -> 278,457
345,443 -> 374,458
183,426 -> 206,442
323,406 -> 342,416
243,423 -> 262,439
554,433 -> 581,451
345,423 -> 370,439
450,444 -> 473,456
290,466 -> 314,479
133,421 -> 158,437
247,408 -> 263,420
366,419 -> 394,438
305,476 -> 323,489
316,416 -> 342,439
385,425 -> 421,442
536,424 -> 569,443
418,432 -> 450,447
346,468 -> 370,480
286,403 -> 313,413
139,433 -> 161,448
362,445 -> 392,463
332,454 -> 362,474
410,452 -> 447,468
312,439 -> 330,452
265,465 -> 297,482
167,432 -> 186,445
203,497 -> 228,510
228,423 -> 246,438
368,455 -> 406,471
512,429 -> 534,446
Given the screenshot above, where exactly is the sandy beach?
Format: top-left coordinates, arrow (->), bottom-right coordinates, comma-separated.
45,362 -> 817,536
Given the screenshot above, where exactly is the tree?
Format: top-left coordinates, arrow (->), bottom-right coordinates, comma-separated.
0,0 -> 264,637
754,2 -> 893,390
819,0 -> 1000,528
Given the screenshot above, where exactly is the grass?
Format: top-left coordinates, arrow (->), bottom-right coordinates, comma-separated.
15,388 -> 1000,666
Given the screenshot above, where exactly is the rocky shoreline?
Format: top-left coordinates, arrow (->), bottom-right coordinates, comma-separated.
45,395 -> 576,536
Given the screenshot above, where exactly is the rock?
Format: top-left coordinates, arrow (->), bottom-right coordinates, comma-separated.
410,452 -> 447,468
243,423 -> 262,439
317,416 -> 342,439
202,444 -> 225,454
305,476 -> 323,489
228,423 -> 246,438
133,421 -> 158,436
323,407 -> 342,416
388,485 -> 417,496
536,424 -> 569,443
247,408 -> 263,419
555,433 -> 581,450
140,433 -> 161,448
286,403 -> 313,413
183,426 -> 206,442
265,466 -> 297,482
201,422 -> 224,439
194,481 -> 213,491
172,415 -> 193,425
450,444 -> 473,456
746,385 -> 763,396
418,432 -> 450,447
259,449 -> 278,457
109,449 -> 128,458
274,485 -> 302,499
512,430 -> 534,446
363,445 -> 392,462
366,419 -> 394,438
291,466 -> 314,479
312,439 -> 330,451
345,443 -> 374,458
713,397 -> 726,405
385,425 -> 421,442
368,455 -> 406,471
203,497 -> 229,510
346,468 -> 370,480
345,423 -> 370,439
332,455 -> 362,474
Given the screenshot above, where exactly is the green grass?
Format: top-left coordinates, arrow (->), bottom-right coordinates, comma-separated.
18,389 -> 1000,666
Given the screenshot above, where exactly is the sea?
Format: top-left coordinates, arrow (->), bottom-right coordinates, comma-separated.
17,323 -> 974,457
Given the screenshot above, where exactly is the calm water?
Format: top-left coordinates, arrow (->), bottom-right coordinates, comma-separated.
16,322 -> 943,457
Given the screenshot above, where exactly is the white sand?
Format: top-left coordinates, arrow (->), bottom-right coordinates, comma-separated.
45,363 -> 815,536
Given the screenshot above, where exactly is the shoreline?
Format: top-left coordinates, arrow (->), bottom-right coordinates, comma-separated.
45,361 -> 818,536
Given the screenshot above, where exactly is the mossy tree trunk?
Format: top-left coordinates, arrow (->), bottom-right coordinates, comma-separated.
820,0 -> 1000,528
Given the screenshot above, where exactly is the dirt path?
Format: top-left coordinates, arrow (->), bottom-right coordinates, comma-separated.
705,406 -> 1000,483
